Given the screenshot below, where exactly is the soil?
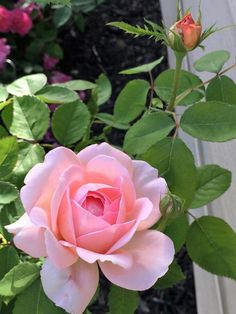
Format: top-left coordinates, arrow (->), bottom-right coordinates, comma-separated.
58,0 -> 197,313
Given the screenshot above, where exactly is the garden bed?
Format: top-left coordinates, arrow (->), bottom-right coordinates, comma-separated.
59,1 -> 197,313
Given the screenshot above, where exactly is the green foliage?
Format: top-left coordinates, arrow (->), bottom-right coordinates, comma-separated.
2,96 -> 50,141
0,137 -> 18,179
108,285 -> 139,314
191,165 -> 232,208
124,112 -> 175,155
93,74 -> 112,106
34,0 -> 71,5
7,74 -> 47,97
119,57 -> 164,75
0,126 -> 8,138
0,86 -> 8,102
154,260 -> 185,289
0,247 -> 20,281
52,100 -> 91,145
108,21 -> 167,43
0,262 -> 39,297
13,279 -> 65,314
155,69 -> 205,106
186,216 -> 236,280
206,76 -> 236,105
164,214 -> 189,252
0,182 -> 18,205
36,86 -> 79,104
142,138 -> 197,210
55,80 -> 96,91
180,101 -> 236,142
114,79 -> 150,123
10,143 -> 45,188
96,113 -> 130,130
53,7 -> 72,28
194,50 -> 230,73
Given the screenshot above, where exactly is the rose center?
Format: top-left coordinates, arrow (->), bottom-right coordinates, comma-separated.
82,194 -> 105,217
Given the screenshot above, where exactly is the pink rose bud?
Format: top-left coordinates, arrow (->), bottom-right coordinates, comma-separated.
6,143 -> 175,314
169,13 -> 202,51
43,54 -> 59,71
49,71 -> 72,84
10,9 -> 32,36
0,6 -> 12,33
0,38 -> 10,70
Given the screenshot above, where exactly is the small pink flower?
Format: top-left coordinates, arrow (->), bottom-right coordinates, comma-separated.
6,143 -> 175,314
0,6 -> 11,33
10,9 -> 32,36
43,54 -> 59,71
50,71 -> 72,84
0,38 -> 10,70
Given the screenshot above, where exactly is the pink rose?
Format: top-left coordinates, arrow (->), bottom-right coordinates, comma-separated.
0,38 -> 10,70
50,71 -> 72,84
6,143 -> 174,314
0,6 -> 11,33
10,9 -> 32,36
43,53 -> 59,71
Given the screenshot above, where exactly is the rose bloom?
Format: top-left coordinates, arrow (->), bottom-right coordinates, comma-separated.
43,53 -> 59,71
10,9 -> 32,36
0,38 -> 10,70
6,143 -> 174,314
0,6 -> 11,33
171,13 -> 202,51
50,71 -> 72,84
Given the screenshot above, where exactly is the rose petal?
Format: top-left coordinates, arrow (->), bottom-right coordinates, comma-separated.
45,230 -> 78,268
77,220 -> 135,253
5,213 -> 32,233
132,160 -> 167,230
77,142 -> 133,175
99,230 -> 175,290
21,147 -> 80,214
41,258 -> 99,314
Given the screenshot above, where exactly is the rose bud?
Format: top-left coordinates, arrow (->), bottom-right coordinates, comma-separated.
169,13 -> 202,52
0,6 -> 12,33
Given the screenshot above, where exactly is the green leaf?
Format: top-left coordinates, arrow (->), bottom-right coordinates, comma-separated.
52,100 -> 91,145
36,86 -> 78,104
3,96 -> 50,141
54,80 -> 96,91
194,50 -> 230,73
0,182 -> 18,205
13,279 -> 65,314
191,165 -> 231,208
0,262 -> 39,297
180,101 -> 236,142
0,126 -> 8,139
186,216 -> 236,280
108,285 -> 139,314
164,213 -> 189,252
96,113 -> 130,130
10,142 -> 45,187
141,138 -> 197,209
94,74 -> 112,106
7,74 -> 47,97
0,86 -> 8,102
124,112 -> 175,155
154,260 -> 185,289
114,80 -> 149,123
0,247 -> 20,281
206,76 -> 236,105
155,69 -> 204,106
53,7 -> 72,27
0,137 -> 18,179
45,43 -> 64,59
119,57 -> 164,75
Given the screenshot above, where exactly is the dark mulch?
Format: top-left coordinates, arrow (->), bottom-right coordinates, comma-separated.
59,0 -> 197,313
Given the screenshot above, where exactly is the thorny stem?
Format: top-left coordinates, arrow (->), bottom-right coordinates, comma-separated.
167,52 -> 186,112
148,71 -> 155,112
